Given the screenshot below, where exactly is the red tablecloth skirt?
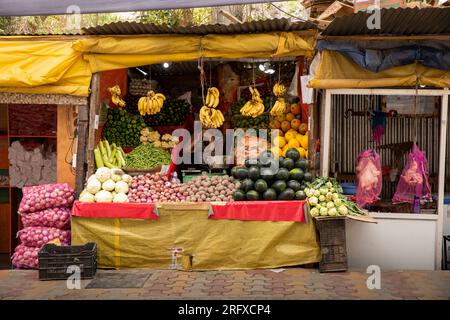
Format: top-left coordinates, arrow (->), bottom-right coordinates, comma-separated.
72,201 -> 158,220
209,200 -> 307,222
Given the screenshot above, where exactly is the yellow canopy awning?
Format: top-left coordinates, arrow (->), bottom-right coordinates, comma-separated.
0,31 -> 317,97
309,50 -> 450,89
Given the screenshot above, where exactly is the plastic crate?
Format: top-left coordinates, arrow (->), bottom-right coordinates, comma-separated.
38,243 -> 97,281
314,217 -> 348,273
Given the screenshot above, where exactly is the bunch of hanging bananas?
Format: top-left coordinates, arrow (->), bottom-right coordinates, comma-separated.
205,87 -> 220,108
273,82 -> 286,97
138,90 -> 166,116
240,87 -> 265,118
108,85 -> 126,108
199,87 -> 224,128
270,82 -> 288,116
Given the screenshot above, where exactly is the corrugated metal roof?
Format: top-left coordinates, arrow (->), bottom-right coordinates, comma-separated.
83,18 -> 319,35
323,7 -> 450,36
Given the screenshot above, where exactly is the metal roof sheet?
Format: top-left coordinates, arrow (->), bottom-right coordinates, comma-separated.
322,7 -> 450,36
83,18 -> 319,35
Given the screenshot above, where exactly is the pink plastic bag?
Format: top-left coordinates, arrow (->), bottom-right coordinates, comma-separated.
393,144 -> 432,204
19,183 -> 74,214
356,149 -> 382,208
21,207 -> 71,230
18,226 -> 71,248
11,244 -> 39,269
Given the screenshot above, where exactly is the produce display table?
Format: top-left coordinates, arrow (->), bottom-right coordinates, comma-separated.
71,201 -> 320,270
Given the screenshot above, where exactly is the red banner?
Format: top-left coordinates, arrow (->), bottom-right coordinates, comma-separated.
209,200 -> 307,222
72,201 -> 158,220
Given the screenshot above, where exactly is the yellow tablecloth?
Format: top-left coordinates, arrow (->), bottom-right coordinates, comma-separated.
71,203 -> 320,270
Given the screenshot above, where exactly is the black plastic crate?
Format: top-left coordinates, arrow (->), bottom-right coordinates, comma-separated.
38,243 -> 97,281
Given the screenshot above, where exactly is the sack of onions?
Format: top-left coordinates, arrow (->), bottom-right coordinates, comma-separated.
19,183 -> 75,214
18,226 -> 71,248
11,244 -> 40,269
21,207 -> 71,230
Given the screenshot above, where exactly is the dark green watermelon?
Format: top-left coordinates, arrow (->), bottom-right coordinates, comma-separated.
287,180 -> 302,192
272,180 -> 287,194
246,190 -> 260,201
285,148 -> 300,161
245,158 -> 259,168
259,150 -> 274,166
260,167 -> 277,182
241,178 -> 254,192
295,190 -> 307,200
233,190 -> 246,201
278,188 -> 295,200
275,168 -> 290,181
236,167 -> 249,180
262,188 -> 277,200
303,172 -> 313,182
295,159 -> 308,170
254,179 -> 268,193
248,166 -> 260,181
282,158 -> 295,171
231,166 -> 240,179
289,168 -> 305,181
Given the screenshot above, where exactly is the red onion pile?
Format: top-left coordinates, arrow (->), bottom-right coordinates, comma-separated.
18,227 -> 71,248
11,245 -> 40,269
12,183 -> 75,269
128,173 -> 186,203
21,207 -> 71,229
19,183 -> 74,214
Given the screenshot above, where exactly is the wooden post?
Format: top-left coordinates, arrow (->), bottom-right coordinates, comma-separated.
75,104 -> 89,196
436,89 -> 448,270
86,73 -> 101,177
321,90 -> 332,177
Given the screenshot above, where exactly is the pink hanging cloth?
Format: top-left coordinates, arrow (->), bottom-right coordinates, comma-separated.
393,144 -> 432,204
356,149 -> 382,208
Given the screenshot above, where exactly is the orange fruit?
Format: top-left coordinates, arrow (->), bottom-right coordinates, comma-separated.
273,136 -> 286,149
287,139 -> 300,148
298,147 -> 307,159
276,113 -> 286,122
284,131 -> 296,142
271,146 -> 283,157
291,119 -> 301,130
281,120 -> 291,132
269,119 -> 281,129
299,123 -> 308,135
291,104 -> 301,115
285,113 -> 295,122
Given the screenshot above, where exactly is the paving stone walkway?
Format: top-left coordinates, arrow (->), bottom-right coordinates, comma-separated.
0,268 -> 448,300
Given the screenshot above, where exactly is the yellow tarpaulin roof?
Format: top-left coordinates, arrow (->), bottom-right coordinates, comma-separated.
309,50 -> 450,89
0,31 -> 317,97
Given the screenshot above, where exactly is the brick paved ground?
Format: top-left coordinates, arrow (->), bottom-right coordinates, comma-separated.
0,268 -> 448,300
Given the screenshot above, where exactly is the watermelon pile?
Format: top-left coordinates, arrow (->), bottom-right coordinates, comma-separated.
231,148 -> 312,201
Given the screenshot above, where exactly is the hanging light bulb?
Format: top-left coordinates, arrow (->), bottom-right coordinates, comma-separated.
258,64 -> 266,71
163,62 -> 170,69
265,69 -> 275,74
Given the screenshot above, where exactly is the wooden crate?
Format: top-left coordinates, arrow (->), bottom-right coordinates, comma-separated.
314,216 -> 348,272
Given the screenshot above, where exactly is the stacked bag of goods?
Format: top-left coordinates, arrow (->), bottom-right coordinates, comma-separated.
79,168 -> 132,203
12,183 -> 74,269
9,141 -> 57,187
269,103 -> 308,159
231,148 -> 312,201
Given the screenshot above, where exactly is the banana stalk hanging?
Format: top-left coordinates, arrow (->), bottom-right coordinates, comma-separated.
240,87 -> 265,118
199,87 -> 224,128
270,82 -> 288,116
108,85 -> 126,108
138,90 -> 166,116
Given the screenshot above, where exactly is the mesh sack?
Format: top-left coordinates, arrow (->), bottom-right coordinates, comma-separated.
355,149 -> 382,208
11,244 -> 40,269
21,207 -> 71,230
393,144 -> 432,204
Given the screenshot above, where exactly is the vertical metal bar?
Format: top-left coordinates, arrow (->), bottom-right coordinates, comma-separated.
436,90 -> 448,270
321,90 -> 332,177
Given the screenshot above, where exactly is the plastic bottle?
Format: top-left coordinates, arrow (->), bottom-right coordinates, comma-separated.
171,172 -> 181,184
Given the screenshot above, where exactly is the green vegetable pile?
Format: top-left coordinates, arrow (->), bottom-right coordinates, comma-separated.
144,98 -> 190,126
231,98 -> 272,129
102,109 -> 146,147
305,177 -> 365,217
125,144 -> 172,169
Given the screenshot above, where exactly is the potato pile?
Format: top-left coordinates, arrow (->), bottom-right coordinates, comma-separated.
181,175 -> 239,202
